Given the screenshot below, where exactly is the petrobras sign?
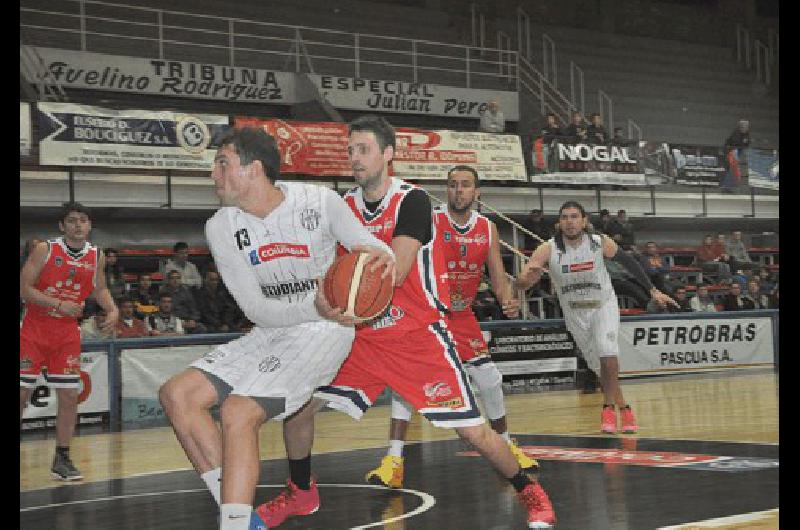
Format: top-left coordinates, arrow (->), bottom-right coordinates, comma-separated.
307,74 -> 520,120
22,47 -> 295,103
618,316 -> 775,375
37,102 -> 229,170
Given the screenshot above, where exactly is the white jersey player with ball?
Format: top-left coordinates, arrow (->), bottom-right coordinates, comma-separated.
515,201 -> 677,435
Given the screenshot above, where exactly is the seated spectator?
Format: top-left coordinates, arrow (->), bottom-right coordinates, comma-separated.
472,280 -> 503,321
638,241 -> 670,294
742,279 -> 770,309
79,308 -> 110,339
724,230 -> 758,273
564,111 -> 588,144
479,100 -> 505,133
160,270 -> 207,334
523,209 -> 552,251
103,247 -> 127,299
695,235 -> 732,283
194,271 -> 238,333
607,209 -> 635,250
611,127 -> 630,146
132,273 -> 160,318
595,209 -> 612,236
722,282 -> 748,311
690,285 -> 718,312
768,287 -> 779,309
164,241 -> 203,289
115,296 -> 149,338
671,286 -> 693,312
586,112 -> 608,145
757,268 -> 777,296
146,294 -> 185,336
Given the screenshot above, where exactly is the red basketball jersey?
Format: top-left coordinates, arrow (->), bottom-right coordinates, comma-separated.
342,178 -> 450,337
22,238 -> 99,324
433,205 -> 492,313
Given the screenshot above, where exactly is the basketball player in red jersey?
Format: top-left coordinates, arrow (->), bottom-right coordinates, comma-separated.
365,164 -> 539,489
255,116 -> 555,529
20,202 -> 119,481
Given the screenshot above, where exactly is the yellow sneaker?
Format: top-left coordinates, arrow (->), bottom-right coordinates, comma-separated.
509,439 -> 539,471
365,455 -> 404,488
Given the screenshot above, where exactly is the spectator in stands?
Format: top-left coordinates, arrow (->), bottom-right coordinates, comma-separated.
194,270 -> 236,333
146,294 -> 184,336
523,209 -> 552,251
533,113 -> 563,173
164,241 -> 202,289
757,267 -> 777,296
103,248 -> 126,299
160,270 -> 206,334
695,235 -> 732,283
671,286 -> 693,312
743,278 -> 770,309
690,284 -> 717,312
607,209 -> 635,250
638,241 -> 670,294
724,230 -> 758,273
472,279 -> 504,321
564,111 -> 588,144
722,282 -> 748,311
586,113 -> 608,145
132,273 -> 160,318
79,307 -> 109,339
479,100 -> 505,133
605,254 -> 650,308
723,119 -> 751,189
114,296 -> 149,338
768,287 -> 779,309
596,209 -> 612,236
611,127 -> 629,146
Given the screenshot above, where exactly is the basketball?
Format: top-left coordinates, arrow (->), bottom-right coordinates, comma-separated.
323,251 -> 393,321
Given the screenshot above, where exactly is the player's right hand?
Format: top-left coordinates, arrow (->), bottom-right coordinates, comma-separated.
58,300 -> 84,318
351,245 -> 396,284
314,281 -> 358,326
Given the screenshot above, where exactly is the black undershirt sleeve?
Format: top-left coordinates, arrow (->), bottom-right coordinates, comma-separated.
393,188 -> 433,245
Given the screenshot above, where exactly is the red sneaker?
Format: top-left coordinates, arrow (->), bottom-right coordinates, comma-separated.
601,405 -> 617,434
255,478 -> 320,527
518,481 -> 556,529
620,406 -> 638,433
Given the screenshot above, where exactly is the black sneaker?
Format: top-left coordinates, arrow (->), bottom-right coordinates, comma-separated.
51,452 -> 83,481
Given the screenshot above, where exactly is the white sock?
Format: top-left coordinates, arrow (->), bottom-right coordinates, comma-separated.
201,467 -> 222,506
219,503 -> 252,530
388,439 -> 405,458
500,431 -> 512,443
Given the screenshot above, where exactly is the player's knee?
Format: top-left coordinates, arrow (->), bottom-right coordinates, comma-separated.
220,395 -> 264,432
455,423 -> 491,446
467,363 -> 503,393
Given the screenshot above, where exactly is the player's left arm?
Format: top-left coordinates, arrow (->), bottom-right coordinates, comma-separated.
602,235 -> 678,308
92,252 -> 120,335
485,221 -> 519,318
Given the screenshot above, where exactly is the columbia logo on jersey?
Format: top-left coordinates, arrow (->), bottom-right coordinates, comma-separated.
248,243 -> 310,265
562,261 -> 594,273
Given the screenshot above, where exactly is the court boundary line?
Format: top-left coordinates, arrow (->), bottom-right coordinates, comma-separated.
657,508 -> 779,529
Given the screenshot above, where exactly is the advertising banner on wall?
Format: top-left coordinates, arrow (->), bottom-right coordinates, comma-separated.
670,144 -> 727,186
20,102 -> 31,156
235,117 -> 528,180
38,103 -> 229,170
618,317 -> 775,375
23,47 -> 296,104
306,74 -> 519,120
121,345 -> 214,423
746,148 -> 779,190
487,325 -> 577,377
21,351 -> 109,428
529,141 -> 648,186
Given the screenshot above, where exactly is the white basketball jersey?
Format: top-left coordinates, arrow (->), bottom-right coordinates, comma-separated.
547,233 -> 616,306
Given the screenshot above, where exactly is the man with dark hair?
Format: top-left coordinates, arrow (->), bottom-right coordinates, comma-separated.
516,201 -> 676,435
533,113 -> 563,173
194,270 -> 237,333
523,208 -> 552,252
157,126 -> 393,530
103,247 -> 126,299
146,293 -> 185,336
257,116 -> 557,529
132,273 -> 159,317
607,209 -> 635,250
164,241 -> 202,289
160,270 -> 206,334
365,164 -> 538,489
564,111 -> 588,144
115,296 -> 149,338
587,112 -> 608,144
611,127 -> 628,146
20,202 -> 119,480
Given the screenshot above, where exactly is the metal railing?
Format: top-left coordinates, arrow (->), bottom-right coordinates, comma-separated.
735,24 -> 778,87
19,43 -> 68,102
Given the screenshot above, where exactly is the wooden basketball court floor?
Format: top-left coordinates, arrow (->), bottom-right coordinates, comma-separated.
21,368 -> 778,529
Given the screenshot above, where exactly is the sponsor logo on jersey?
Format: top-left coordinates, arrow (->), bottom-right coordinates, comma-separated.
65,259 -> 95,270
300,209 -> 321,231
444,231 -> 451,242
423,381 -> 453,400
569,261 -> 594,272
261,279 -> 318,298
249,250 -> 260,265
561,281 -> 602,295
54,256 -> 63,267
254,243 -> 310,262
203,350 -> 228,364
370,305 -> 405,330
259,355 -> 281,373
454,234 -> 487,244
427,397 -> 464,409
468,263 -> 478,270
448,261 -> 456,269
468,338 -> 487,353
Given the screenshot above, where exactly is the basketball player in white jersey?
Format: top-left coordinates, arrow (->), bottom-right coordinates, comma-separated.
158,127 -> 394,530
515,201 -> 677,434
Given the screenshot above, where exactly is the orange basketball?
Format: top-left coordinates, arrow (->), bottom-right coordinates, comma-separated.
323,251 -> 393,321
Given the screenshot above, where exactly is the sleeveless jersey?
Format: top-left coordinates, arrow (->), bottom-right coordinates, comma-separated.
433,205 -> 491,313
24,237 -> 99,323
343,178 -> 450,337
547,233 -> 615,307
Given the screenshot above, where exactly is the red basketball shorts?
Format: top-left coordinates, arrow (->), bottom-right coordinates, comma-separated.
315,320 -> 484,428
20,317 -> 82,389
446,311 -> 492,367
